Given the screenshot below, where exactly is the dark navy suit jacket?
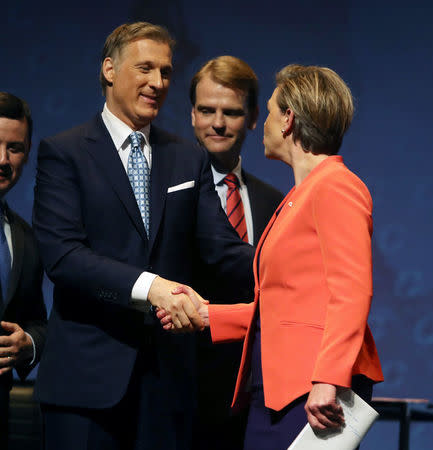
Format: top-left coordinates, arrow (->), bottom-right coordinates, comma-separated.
32,115 -> 254,410
0,207 -> 47,446
0,206 -> 47,384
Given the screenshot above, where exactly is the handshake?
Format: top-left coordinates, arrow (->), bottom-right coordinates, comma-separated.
147,276 -> 209,332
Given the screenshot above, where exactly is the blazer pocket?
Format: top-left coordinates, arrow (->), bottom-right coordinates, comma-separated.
167,181 -> 195,193
279,320 -> 324,330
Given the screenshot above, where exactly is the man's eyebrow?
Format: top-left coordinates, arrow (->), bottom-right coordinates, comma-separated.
222,108 -> 245,114
196,105 -> 215,110
135,61 -> 173,69
7,141 -> 26,151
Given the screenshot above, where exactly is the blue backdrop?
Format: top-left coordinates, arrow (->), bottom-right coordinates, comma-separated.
1,0 -> 432,447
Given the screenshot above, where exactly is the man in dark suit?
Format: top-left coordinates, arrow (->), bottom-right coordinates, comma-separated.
32,22 -> 254,450
0,92 -> 47,449
189,56 -> 284,450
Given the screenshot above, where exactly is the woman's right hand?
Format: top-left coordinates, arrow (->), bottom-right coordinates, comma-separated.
304,383 -> 345,431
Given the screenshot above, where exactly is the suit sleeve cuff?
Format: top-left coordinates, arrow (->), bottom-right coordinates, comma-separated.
131,271 -> 158,302
24,332 -> 36,366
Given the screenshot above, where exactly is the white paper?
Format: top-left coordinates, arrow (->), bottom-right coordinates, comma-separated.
287,388 -> 379,450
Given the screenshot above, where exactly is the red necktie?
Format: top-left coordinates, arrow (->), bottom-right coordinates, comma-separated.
224,173 -> 248,242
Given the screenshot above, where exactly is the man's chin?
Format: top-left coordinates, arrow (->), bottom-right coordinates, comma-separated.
135,105 -> 161,124
134,112 -> 157,128
206,146 -> 233,155
203,139 -> 236,154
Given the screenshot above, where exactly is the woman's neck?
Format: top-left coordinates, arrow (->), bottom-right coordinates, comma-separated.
292,148 -> 329,187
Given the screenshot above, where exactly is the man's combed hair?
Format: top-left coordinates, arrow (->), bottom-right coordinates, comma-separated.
190,55 -> 259,113
276,64 -> 354,155
0,92 -> 33,142
99,22 -> 176,95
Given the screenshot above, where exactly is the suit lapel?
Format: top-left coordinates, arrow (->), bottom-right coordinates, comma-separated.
148,126 -> 173,253
5,209 -> 24,306
253,207 -> 277,288
253,192 -> 290,287
84,116 -> 148,243
242,171 -> 263,245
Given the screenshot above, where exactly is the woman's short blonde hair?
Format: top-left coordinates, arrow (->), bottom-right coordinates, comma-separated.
276,64 -> 354,155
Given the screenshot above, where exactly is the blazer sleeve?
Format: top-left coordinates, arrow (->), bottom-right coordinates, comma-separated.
16,267 -> 47,380
12,220 -> 47,380
209,302 -> 255,343
16,284 -> 47,380
310,172 -> 373,387
33,138 -> 143,307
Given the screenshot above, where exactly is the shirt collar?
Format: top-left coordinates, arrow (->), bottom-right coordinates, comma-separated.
211,157 -> 244,186
101,103 -> 151,150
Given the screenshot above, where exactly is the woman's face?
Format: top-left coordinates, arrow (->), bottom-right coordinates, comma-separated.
263,88 -> 287,161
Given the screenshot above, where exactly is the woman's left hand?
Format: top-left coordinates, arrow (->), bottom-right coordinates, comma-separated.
304,383 -> 345,431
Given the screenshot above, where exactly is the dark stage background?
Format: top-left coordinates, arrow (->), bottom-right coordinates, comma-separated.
1,0 -> 432,447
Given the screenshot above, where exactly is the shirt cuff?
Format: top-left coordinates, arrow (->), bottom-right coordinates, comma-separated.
24,332 -> 36,366
131,271 -> 158,302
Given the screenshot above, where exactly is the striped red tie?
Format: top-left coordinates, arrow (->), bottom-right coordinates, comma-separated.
224,173 -> 248,242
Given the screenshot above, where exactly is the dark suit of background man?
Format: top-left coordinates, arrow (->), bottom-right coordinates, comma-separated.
32,22 -> 254,450
189,56 -> 284,450
0,92 -> 47,449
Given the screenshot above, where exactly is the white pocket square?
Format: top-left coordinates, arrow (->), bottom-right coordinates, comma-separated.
167,180 -> 195,193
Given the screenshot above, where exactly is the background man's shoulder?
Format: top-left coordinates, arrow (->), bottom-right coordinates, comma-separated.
41,115 -> 102,148
6,206 -> 34,237
243,170 -> 284,203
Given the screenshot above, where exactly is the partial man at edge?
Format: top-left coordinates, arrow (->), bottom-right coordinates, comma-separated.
32,22 -> 254,450
0,92 -> 47,449
189,56 -> 284,450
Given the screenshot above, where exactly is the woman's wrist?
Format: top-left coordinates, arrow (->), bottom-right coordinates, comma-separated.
199,304 -> 210,327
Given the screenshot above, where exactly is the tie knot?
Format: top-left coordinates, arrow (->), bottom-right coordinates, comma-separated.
223,173 -> 239,188
129,132 -> 144,150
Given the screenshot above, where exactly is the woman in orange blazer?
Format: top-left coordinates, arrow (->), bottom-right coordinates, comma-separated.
160,64 -> 383,449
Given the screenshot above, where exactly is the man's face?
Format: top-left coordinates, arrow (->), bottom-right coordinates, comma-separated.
191,75 -> 257,157
103,39 -> 173,130
0,117 -> 29,197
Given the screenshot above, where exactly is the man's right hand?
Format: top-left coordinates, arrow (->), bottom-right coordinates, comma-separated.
147,276 -> 205,332
156,285 -> 210,332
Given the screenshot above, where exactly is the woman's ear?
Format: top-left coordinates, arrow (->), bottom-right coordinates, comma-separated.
281,109 -> 295,137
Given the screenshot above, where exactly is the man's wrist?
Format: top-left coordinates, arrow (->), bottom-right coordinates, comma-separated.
131,272 -> 158,302
129,273 -> 160,316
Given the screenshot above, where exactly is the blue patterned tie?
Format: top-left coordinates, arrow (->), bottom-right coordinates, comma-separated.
128,132 -> 150,236
0,203 -> 11,304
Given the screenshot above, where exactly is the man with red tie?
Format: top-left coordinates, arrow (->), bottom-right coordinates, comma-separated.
189,56 -> 283,450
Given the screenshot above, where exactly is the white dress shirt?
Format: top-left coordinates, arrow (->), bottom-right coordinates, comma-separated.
0,200 -> 36,365
211,159 -> 254,245
101,104 -> 157,303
